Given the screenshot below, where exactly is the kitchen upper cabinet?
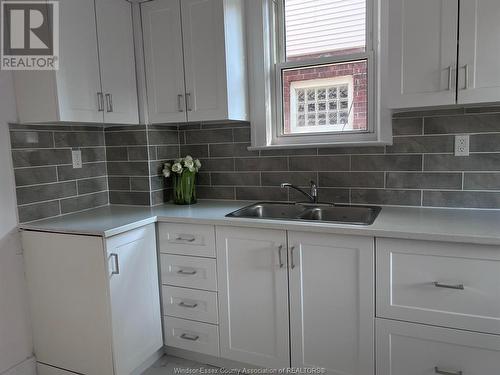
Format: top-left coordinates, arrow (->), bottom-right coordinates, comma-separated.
141,0 -> 248,124
288,231 -> 374,375
387,0 -> 459,108
95,0 -> 139,124
216,227 -> 290,368
458,0 -> 500,104
14,0 -> 138,124
22,224 -> 162,375
141,0 -> 186,124
387,0 -> 500,108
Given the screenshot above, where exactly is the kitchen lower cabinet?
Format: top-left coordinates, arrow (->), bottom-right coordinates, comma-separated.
216,227 -> 290,368
22,224 -> 162,375
376,319 -> 500,375
288,232 -> 374,375
216,227 -> 375,373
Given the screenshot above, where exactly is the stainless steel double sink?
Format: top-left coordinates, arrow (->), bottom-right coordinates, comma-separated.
226,202 -> 381,225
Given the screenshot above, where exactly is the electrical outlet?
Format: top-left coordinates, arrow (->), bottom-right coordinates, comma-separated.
72,149 -> 82,168
455,135 -> 470,156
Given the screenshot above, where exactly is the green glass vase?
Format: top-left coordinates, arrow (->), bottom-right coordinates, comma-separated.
173,170 -> 197,205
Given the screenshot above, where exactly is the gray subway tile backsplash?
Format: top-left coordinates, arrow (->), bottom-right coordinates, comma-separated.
10,106 -> 500,223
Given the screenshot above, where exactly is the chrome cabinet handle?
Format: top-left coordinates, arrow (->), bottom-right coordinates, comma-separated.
186,92 -> 192,111
447,65 -> 453,91
462,64 -> 470,90
278,245 -> 284,268
175,234 -> 196,242
97,92 -> 104,112
434,282 -> 464,290
105,93 -> 113,112
110,253 -> 120,275
435,366 -> 463,375
290,246 -> 296,269
177,94 -> 184,112
180,333 -> 199,341
179,301 -> 198,309
177,269 -> 197,275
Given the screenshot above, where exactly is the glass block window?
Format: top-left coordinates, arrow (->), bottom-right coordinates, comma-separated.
282,60 -> 368,135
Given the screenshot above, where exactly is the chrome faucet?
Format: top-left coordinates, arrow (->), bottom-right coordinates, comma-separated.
281,180 -> 318,203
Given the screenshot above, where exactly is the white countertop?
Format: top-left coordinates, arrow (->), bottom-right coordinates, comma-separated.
19,200 -> 500,246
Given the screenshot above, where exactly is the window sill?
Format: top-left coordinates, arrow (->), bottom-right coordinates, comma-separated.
247,139 -> 393,151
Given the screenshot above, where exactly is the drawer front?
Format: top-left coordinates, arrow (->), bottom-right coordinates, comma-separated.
162,286 -> 218,324
376,319 -> 500,375
164,316 -> 220,357
376,238 -> 500,334
160,254 -> 217,291
158,223 -> 216,258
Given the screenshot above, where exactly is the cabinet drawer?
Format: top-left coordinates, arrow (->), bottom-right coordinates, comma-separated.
376,238 -> 500,334
164,316 -> 219,357
158,223 -> 216,258
162,286 -> 218,324
376,319 -> 500,375
160,254 -> 217,291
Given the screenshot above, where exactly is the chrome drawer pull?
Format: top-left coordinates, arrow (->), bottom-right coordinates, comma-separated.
175,234 -> 196,242
180,333 -> 199,341
434,282 -> 464,290
179,301 -> 198,309
435,366 -> 463,375
177,269 -> 197,275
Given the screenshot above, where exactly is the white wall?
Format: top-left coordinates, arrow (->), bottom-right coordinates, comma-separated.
0,71 -> 35,375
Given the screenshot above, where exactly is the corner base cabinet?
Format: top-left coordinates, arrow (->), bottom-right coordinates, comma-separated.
22,224 -> 162,375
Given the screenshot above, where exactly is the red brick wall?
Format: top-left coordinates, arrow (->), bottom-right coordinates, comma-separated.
282,59 -> 368,133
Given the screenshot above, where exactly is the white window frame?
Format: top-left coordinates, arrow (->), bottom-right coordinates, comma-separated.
245,0 -> 392,150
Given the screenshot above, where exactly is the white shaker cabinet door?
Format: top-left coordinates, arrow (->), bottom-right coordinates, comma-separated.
106,224 -> 163,375
95,0 -> 139,124
458,0 -> 500,104
288,231 -> 375,375
56,0 -> 103,122
216,226 -> 290,368
387,0 -> 458,108
181,0 -> 228,122
141,0 -> 187,124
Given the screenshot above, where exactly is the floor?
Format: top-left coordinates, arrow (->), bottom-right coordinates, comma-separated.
142,355 -> 217,375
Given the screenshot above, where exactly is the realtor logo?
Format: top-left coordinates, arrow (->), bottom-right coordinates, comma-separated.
1,0 -> 59,70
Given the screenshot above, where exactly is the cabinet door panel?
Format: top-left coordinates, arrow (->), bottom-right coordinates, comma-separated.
387,0 -> 458,108
217,226 -> 289,368
288,232 -> 374,375
181,0 -> 228,121
458,0 -> 500,104
141,0 -> 187,123
56,0 -> 103,122
107,224 -> 163,375
22,231 -> 113,375
96,0 -> 139,124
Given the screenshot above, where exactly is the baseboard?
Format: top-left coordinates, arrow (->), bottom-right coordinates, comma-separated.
132,348 -> 165,375
164,346 -> 261,370
1,357 -> 36,375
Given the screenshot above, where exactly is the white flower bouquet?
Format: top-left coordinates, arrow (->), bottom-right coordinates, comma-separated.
162,155 -> 201,205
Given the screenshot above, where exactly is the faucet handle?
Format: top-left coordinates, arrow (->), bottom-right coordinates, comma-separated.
281,183 -> 292,188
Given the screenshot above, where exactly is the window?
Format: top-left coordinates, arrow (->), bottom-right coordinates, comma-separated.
273,0 -> 376,145
245,0 -> 389,149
